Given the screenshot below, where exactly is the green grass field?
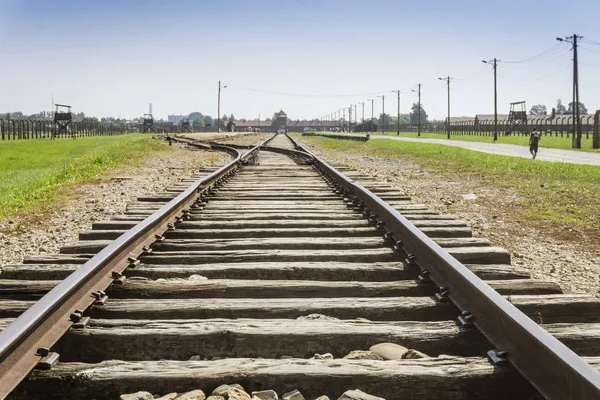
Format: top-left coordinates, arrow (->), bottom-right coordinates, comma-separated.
294,134 -> 600,230
0,134 -> 169,219
327,130 -> 599,152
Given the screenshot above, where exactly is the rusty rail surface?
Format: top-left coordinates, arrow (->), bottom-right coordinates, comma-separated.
0,135 -> 273,399
286,134 -> 600,400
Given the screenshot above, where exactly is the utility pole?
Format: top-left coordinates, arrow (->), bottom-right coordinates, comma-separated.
412,84 -> 422,137
482,58 -> 499,141
369,98 -> 375,135
557,34 -> 583,148
343,108 -> 346,131
217,80 -> 227,133
378,95 -> 385,134
354,104 -> 357,131
348,106 -> 352,133
361,102 -> 365,122
392,90 -> 401,135
438,77 -> 453,139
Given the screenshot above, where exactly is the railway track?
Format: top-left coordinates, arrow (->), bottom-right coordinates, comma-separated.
1,134 -> 600,399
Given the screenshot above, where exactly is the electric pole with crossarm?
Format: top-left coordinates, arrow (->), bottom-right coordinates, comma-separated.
482,58 -> 499,141
557,34 -> 583,149
392,90 -> 401,135
438,76 -> 453,139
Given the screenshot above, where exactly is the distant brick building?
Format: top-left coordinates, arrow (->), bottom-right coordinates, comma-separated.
234,110 -> 333,132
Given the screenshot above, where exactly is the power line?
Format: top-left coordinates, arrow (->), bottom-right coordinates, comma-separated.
581,37 -> 600,46
502,48 -> 571,70
497,62 -> 572,82
222,83 -> 395,98
579,45 -> 600,55
502,43 -> 566,63
579,61 -> 600,70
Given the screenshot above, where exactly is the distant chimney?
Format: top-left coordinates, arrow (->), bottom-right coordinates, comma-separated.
551,107 -> 556,118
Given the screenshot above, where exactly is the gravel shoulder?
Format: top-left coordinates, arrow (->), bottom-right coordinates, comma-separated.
298,138 -> 600,297
0,140 -> 227,266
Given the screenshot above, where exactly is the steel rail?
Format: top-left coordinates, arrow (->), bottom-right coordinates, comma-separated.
0,136 -> 272,399
287,134 -> 600,399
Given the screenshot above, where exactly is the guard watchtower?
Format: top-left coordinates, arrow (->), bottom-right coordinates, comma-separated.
275,110 -> 287,133
143,113 -> 154,133
52,104 -> 74,139
180,117 -> 191,133
507,101 -> 528,135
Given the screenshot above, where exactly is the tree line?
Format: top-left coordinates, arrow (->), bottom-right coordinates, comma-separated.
529,100 -> 588,116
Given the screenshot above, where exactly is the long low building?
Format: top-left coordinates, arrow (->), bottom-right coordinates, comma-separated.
233,110 -> 336,132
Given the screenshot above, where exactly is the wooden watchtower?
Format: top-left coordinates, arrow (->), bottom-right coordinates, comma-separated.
52,104 -> 74,139
143,114 -> 154,133
507,101 -> 528,135
180,117 -> 191,133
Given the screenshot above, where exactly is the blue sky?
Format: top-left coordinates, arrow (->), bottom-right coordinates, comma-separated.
1,0 -> 599,120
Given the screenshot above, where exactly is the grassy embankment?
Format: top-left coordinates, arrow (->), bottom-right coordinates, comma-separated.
0,134 -> 170,221
295,134 -> 600,233
330,130 -> 599,152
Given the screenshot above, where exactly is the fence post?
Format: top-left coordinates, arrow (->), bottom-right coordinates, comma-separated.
593,110 -> 600,149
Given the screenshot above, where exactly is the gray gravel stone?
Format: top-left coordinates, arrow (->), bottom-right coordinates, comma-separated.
296,314 -> 338,320
343,350 -> 384,360
369,343 -> 408,360
120,392 -> 153,400
403,349 -> 430,359
155,394 -> 178,400
251,390 -> 278,400
337,390 -> 384,400
175,390 -> 206,400
282,390 -> 305,400
312,353 -> 334,360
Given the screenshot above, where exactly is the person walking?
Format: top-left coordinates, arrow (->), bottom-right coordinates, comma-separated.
529,128 -> 541,159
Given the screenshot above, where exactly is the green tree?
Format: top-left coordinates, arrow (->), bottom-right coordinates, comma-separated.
556,99 -> 567,115
188,112 -> 203,120
229,113 -> 235,121
567,101 -> 588,115
203,115 -> 213,127
410,103 -> 428,124
529,104 -> 547,115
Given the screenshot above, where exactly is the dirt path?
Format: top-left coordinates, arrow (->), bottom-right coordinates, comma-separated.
299,138 -> 600,296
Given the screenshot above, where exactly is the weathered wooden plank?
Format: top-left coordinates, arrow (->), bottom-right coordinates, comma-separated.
0,300 -> 35,317
139,246 -> 505,265
0,280 -> 59,300
140,248 -> 399,264
86,295 -> 600,323
53,319 -> 486,361
11,357 -> 545,400
171,219 -> 466,230
92,219 -> 373,230
63,237 -> 390,254
0,262 -> 530,281
209,195 -> 412,201
169,227 -> 381,239
22,254 -> 90,265
418,227 -> 472,238
112,213 -> 366,221
104,278 -> 559,299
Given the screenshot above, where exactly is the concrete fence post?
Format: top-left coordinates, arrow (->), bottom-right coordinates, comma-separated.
593,110 -> 600,149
